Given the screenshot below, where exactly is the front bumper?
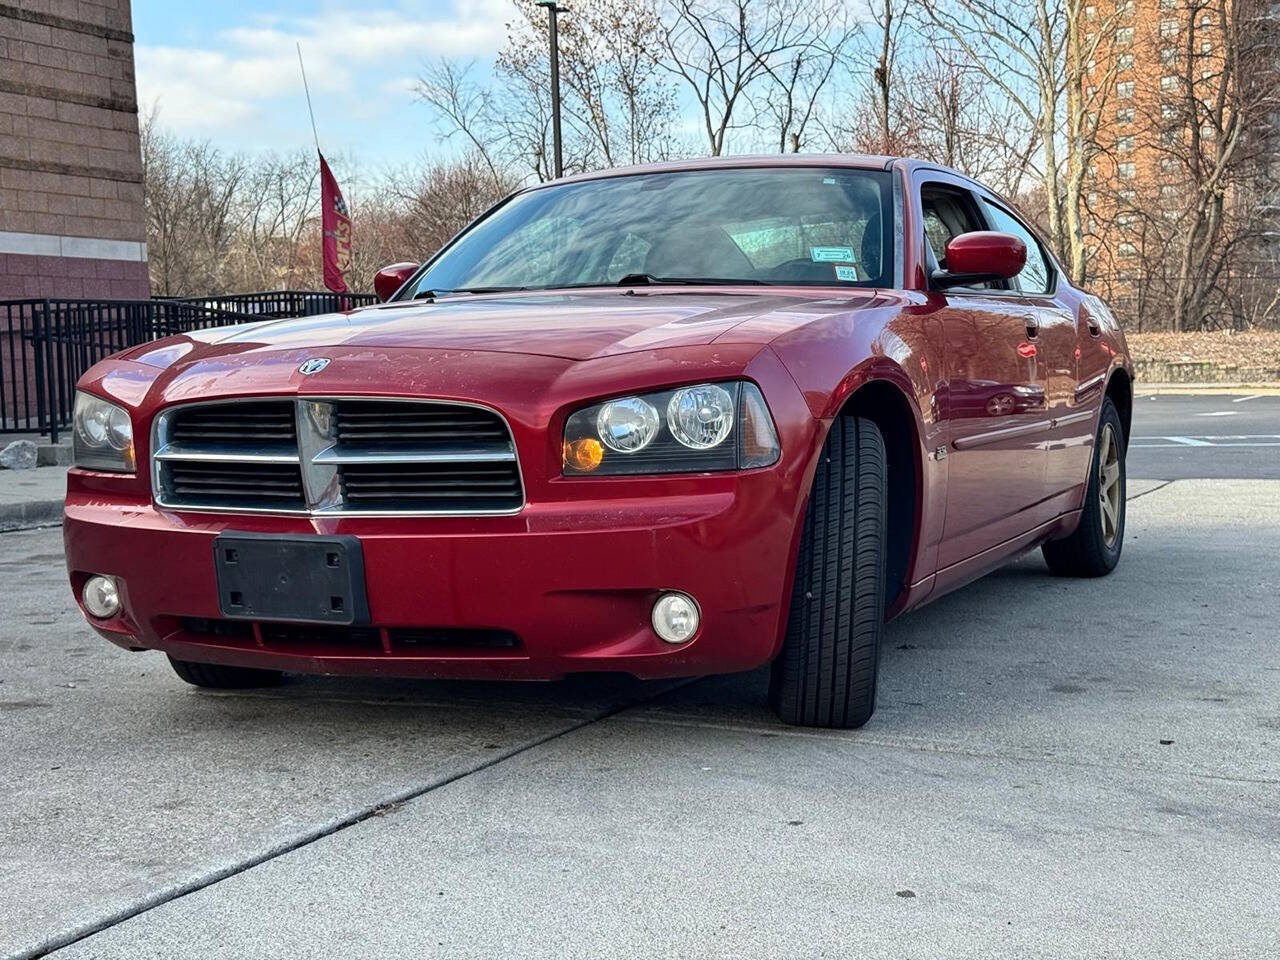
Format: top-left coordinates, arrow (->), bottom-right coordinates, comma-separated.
64,469 -> 804,680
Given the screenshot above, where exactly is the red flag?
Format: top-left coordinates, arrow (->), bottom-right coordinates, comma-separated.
319,152 -> 351,294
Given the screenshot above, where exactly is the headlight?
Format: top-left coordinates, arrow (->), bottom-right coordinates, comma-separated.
73,391 -> 135,472
563,381 -> 780,476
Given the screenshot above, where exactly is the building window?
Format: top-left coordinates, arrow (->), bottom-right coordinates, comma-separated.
1117,212 -> 1138,228
1200,40 -> 1213,56
1116,26 -> 1134,45
1161,128 -> 1181,147
1086,30 -> 1097,44
1161,46 -> 1179,64
1160,157 -> 1178,172
1087,191 -> 1098,207
1160,19 -> 1180,38
1160,75 -> 1179,93
1161,102 -> 1178,120
1086,3 -> 1097,18
1117,53 -> 1134,71
1117,136 -> 1135,153
1118,81 -> 1135,98
1120,188 -> 1136,203
1118,242 -> 1137,258
1160,0 -> 1176,7
1118,162 -> 1136,179
1199,13 -> 1212,27
1116,106 -> 1135,123
1200,69 -> 1214,83
1088,58 -> 1097,72
1200,123 -> 1215,139
1162,208 -> 1179,221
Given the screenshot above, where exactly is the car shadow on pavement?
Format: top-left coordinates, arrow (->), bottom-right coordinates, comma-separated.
189,550 -> 1077,739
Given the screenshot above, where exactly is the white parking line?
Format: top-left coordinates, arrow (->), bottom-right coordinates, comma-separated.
1132,434 -> 1280,448
1232,395 -> 1263,403
1196,410 -> 1243,417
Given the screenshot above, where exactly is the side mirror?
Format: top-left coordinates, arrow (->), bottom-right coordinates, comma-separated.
373,262 -> 419,302
932,231 -> 1026,289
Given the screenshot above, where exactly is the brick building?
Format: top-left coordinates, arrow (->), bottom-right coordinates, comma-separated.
0,0 -> 148,300
1081,0 -> 1279,327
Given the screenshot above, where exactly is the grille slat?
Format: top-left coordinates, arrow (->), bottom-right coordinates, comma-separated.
164,460 -> 305,508
334,402 -> 509,449
155,398 -> 523,514
168,401 -> 298,447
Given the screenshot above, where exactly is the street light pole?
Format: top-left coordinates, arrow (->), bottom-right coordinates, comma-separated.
537,1 -> 566,179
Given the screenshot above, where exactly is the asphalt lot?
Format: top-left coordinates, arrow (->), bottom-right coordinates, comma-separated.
1129,393 -> 1280,479
1,394 -> 1277,959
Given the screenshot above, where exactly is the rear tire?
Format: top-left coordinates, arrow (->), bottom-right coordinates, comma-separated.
769,416 -> 887,729
1042,397 -> 1126,577
168,656 -> 284,689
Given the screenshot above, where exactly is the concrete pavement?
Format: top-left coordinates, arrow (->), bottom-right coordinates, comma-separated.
3,477 -> 1277,959
0,465 -> 65,531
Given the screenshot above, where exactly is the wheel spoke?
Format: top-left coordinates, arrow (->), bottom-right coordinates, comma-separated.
1097,424 -> 1121,547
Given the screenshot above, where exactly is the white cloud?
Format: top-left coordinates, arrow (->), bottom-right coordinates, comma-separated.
136,0 -> 510,139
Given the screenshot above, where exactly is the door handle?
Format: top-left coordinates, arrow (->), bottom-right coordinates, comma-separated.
1024,315 -> 1040,340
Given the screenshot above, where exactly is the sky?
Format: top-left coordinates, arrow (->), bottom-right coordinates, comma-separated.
132,0 -> 512,168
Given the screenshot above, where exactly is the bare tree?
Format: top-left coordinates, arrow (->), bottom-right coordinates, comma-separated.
659,0 -> 832,156
1164,0 -> 1280,329
414,59 -> 511,185
919,0 -> 1118,281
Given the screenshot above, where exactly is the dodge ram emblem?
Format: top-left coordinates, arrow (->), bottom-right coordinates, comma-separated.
298,358 -> 330,376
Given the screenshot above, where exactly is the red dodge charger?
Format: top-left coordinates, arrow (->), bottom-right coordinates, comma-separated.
64,156 -> 1133,728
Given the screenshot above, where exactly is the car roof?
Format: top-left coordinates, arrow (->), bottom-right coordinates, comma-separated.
545,153 -> 902,187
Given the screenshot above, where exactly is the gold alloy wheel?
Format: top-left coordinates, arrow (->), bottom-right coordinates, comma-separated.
1097,423 -> 1122,547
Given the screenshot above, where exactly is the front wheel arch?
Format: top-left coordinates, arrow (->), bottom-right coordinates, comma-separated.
834,379 -> 924,614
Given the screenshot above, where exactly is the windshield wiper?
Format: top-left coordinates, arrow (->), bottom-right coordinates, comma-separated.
412,285 -> 533,300
616,274 -> 767,287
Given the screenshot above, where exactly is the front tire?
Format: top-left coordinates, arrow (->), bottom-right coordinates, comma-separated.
1042,397 -> 1126,577
769,416 -> 887,729
168,656 -> 284,689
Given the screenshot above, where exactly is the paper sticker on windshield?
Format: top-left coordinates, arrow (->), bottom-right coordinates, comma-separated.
834,265 -> 860,282
811,246 -> 855,263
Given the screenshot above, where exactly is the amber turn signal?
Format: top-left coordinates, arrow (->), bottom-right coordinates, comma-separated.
563,437 -> 604,472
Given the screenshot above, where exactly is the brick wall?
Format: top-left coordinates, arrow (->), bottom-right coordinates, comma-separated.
0,0 -> 149,299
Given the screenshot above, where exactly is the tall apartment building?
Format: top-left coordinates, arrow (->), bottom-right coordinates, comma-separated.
0,0 -> 149,299
1081,0 -> 1279,326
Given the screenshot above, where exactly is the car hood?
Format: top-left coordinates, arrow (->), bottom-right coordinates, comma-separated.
174,290 -> 853,362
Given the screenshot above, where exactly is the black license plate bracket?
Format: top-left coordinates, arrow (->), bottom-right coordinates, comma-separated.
213,533 -> 369,625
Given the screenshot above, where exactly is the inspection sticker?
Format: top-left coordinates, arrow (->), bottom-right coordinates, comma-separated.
834,265 -> 860,282
810,245 -> 855,263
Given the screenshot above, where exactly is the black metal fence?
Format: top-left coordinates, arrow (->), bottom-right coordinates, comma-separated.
152,290 -> 375,319
0,291 -> 377,442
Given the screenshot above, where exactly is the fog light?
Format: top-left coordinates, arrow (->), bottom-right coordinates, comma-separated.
82,575 -> 120,619
652,592 -> 700,644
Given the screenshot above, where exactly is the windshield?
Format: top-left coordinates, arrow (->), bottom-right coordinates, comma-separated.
397,167 -> 894,298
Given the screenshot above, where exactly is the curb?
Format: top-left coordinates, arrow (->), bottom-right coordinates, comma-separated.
0,499 -> 63,532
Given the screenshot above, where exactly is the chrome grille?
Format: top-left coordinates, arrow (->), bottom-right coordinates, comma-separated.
153,398 -> 523,515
